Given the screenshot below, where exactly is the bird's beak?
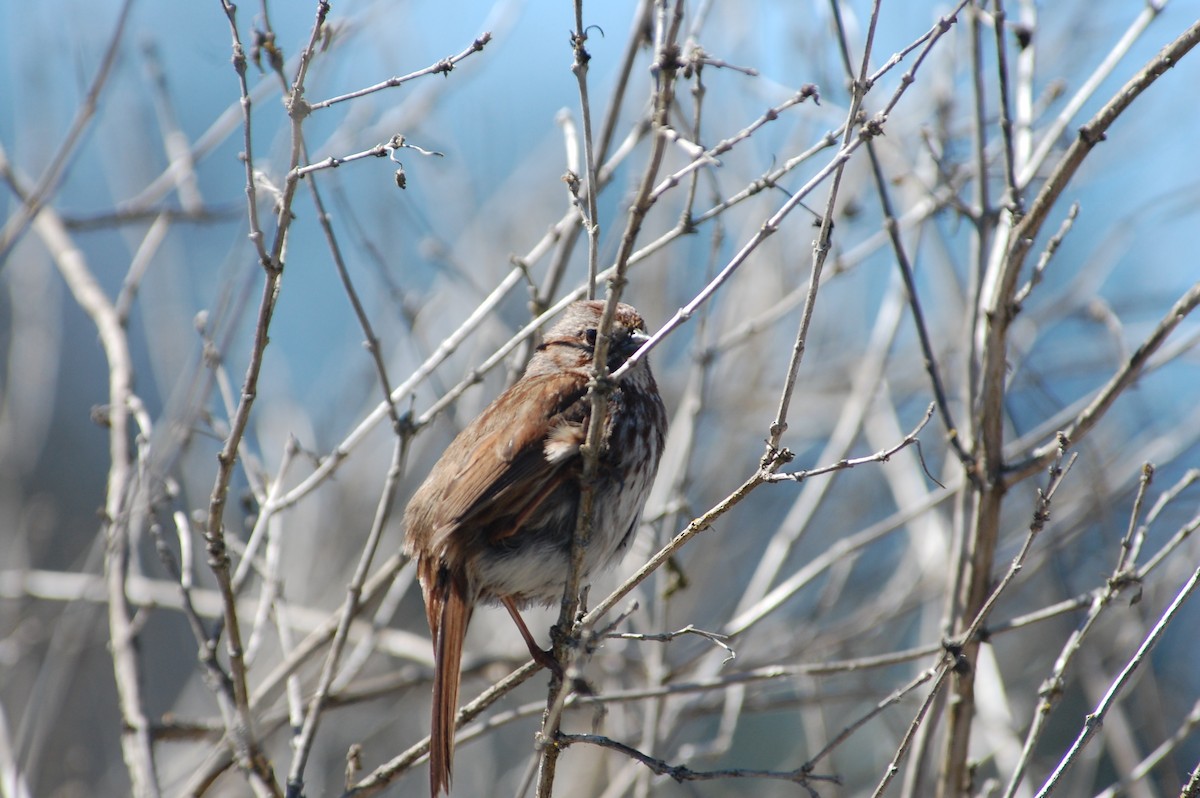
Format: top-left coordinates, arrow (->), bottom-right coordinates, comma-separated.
618,328 -> 651,359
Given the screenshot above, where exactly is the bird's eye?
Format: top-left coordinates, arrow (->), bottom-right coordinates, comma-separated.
584,328 -> 598,346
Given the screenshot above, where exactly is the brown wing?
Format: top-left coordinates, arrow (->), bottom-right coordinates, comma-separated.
405,370 -> 590,563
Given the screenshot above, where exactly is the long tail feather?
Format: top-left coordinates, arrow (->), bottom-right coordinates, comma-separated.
429,566 -> 472,796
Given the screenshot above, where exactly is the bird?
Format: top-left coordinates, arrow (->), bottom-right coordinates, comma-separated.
403,299 -> 667,796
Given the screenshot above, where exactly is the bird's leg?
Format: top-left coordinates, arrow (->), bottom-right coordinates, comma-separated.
501,597 -> 563,678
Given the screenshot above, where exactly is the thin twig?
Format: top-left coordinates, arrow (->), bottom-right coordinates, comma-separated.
947,19 -> 1200,794
202,4 -> 334,793
1009,279 -> 1200,482
300,140 -> 403,427
862,134 -> 976,475
284,435 -> 409,797
1016,1 -> 1168,188
343,662 -> 544,797
991,0 -> 1025,219
808,665 -> 938,770
1012,201 -> 1078,310
870,664 -> 955,798
571,0 -> 601,299
541,4 -> 687,793
609,624 -> 735,664
29,179 -> 160,798
558,732 -> 835,794
764,0 -> 882,455
0,0 -> 135,263
306,33 -> 492,111
1002,460 -> 1154,798
1034,559 -> 1200,797
763,403 -> 935,484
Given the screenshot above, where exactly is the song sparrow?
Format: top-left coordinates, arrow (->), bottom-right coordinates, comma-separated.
403,300 -> 667,796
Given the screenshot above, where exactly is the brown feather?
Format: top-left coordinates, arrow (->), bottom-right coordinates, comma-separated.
425,561 -> 473,796
403,301 -> 667,796
421,374 -> 590,554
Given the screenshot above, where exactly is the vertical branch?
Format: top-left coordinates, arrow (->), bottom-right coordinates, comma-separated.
763,0 -> 883,455
861,137 -> 974,473
968,2 -> 992,233
634,155 -> 724,795
203,2 -> 331,792
677,52 -> 706,226
870,666 -> 955,798
596,0 -> 654,164
300,143 -> 404,426
939,2 -> 1021,792
939,18 -> 1200,798
1012,0 -> 1036,168
532,0 -> 651,317
34,210 -> 159,796
571,0 -> 602,300
536,2 -> 685,796
961,1 -> 991,417
279,113 -> 412,791
218,0 -> 269,266
1015,1 -> 1168,189
284,434 -> 410,797
2,42 -> 157,789
991,0 -> 1024,219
